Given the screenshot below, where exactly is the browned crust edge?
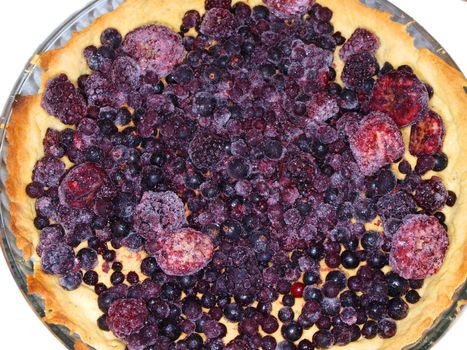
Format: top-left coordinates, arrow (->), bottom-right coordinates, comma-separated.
5,0 -> 467,349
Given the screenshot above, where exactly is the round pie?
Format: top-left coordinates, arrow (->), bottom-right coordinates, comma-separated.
5,0 -> 467,349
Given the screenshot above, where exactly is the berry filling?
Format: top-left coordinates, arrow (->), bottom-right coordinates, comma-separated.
27,1 -> 456,349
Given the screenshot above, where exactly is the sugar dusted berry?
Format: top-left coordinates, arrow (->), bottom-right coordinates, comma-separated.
390,214 -> 448,279
41,74 -> 87,125
414,177 -> 448,212
263,0 -> 315,17
342,52 -> 379,88
133,191 -> 187,240
200,8 -> 235,39
409,110 -> 445,156
122,24 -> 185,76
306,92 -> 339,122
149,227 -> 214,276
348,112 -> 404,176
41,243 -> 76,275
339,28 -> 380,62
58,162 -> 107,209
107,298 -> 149,340
370,70 -> 429,127
32,156 -> 65,188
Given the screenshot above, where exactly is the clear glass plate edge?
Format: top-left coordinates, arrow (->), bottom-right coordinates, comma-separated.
0,0 -> 465,349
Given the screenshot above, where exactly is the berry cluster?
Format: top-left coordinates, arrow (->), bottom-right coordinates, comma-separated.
27,0 -> 456,349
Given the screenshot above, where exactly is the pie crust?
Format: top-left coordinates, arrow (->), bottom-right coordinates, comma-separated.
5,0 -> 467,349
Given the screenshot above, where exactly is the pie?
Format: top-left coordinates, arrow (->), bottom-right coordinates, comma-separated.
5,0 -> 467,349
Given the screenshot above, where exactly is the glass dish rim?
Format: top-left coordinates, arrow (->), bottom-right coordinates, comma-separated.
0,1 -> 465,349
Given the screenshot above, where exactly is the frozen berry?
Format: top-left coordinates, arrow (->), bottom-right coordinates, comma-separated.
306,92 -> 339,122
339,28 -> 380,62
409,110 -> 445,156
59,271 -> 83,291
342,52 -> 379,88
189,133 -> 226,169
41,243 -> 76,275
133,191 -> 187,240
205,0 -> 231,10
58,162 -> 107,209
263,0 -> 315,17
390,214 -> 448,279
370,70 -> 429,127
107,298 -> 149,339
200,8 -> 235,39
414,177 -> 448,212
41,74 -> 87,125
32,156 -> 65,188
348,112 -> 404,176
122,24 -> 185,76
149,228 -> 214,276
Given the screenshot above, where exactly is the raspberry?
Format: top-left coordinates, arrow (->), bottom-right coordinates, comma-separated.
149,228 -> 214,276
414,177 -> 448,212
58,162 -> 108,209
370,70 -> 429,127
390,215 -> 448,279
122,24 -> 185,76
409,110 -> 445,156
264,0 -> 315,17
41,74 -> 87,125
41,243 -> 76,275
32,156 -> 65,187
339,28 -> 380,62
110,56 -> 142,92
133,191 -> 187,240
205,0 -> 232,10
342,52 -> 379,88
189,133 -> 226,169
107,298 -> 149,340
82,72 -> 126,108
348,112 -> 404,176
306,92 -> 339,122
200,8 -> 235,39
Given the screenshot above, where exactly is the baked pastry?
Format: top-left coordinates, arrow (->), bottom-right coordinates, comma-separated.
5,0 -> 467,349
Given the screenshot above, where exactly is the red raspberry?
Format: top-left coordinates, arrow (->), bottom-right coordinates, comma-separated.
306,92 -> 339,122
339,28 -> 380,62
58,162 -> 107,209
107,298 -> 149,340
149,228 -> 215,276
390,215 -> 448,279
264,0 -> 316,17
409,110 -> 445,156
122,24 -> 185,76
348,112 -> 404,176
370,70 -> 429,127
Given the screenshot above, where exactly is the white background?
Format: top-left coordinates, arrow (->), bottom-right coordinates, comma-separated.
0,0 -> 465,349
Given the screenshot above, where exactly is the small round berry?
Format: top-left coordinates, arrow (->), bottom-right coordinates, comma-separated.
281,321 -> 303,342
83,270 -> 99,286
405,290 -> 421,304
291,282 -> 305,298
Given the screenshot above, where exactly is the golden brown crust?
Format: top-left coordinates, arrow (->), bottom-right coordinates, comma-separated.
5,0 -> 467,349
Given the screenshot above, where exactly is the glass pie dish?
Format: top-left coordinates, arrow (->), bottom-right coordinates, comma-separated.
0,0 -> 465,349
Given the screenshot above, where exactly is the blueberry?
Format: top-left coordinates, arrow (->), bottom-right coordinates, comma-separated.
341,250 -> 359,269
224,303 -> 242,321
281,321 -> 303,342
405,290 -> 420,304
